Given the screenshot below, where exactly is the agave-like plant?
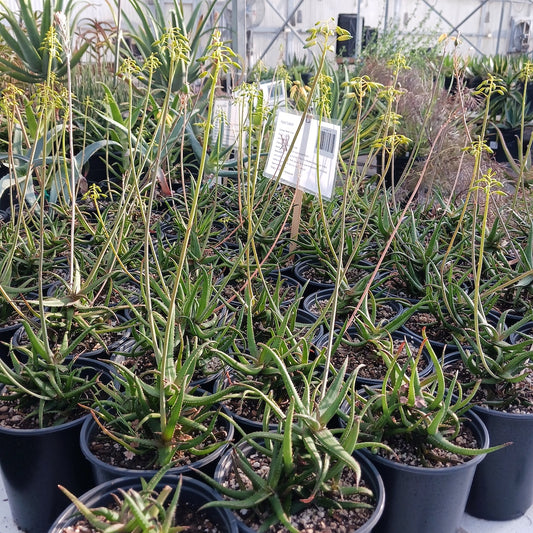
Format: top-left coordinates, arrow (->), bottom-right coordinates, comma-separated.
453,313 -> 533,410
0,318 -> 105,428
0,0 -> 89,84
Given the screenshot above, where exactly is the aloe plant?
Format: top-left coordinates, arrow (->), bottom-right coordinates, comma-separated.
90,340 -> 237,469
0,319 -> 105,427
59,470 -> 189,533
202,357 -> 377,533
356,332 -> 506,460
119,0 -> 224,92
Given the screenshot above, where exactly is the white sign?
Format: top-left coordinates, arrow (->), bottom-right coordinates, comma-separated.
263,110 -> 340,200
211,97 -> 248,148
260,81 -> 286,109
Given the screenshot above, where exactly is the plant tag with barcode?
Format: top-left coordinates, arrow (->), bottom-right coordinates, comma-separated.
263,110 -> 340,200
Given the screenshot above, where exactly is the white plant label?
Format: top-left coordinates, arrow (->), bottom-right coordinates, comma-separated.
259,80 -> 286,109
264,110 -> 340,200
211,97 -> 248,148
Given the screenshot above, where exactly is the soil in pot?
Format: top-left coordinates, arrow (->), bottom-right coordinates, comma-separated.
304,290 -> 401,322
399,308 -> 459,356
293,259 -> 377,297
220,272 -> 301,310
113,343 -> 225,391
216,373 -> 287,433
376,268 -> 424,302
81,405 -> 235,485
13,318 -> 130,361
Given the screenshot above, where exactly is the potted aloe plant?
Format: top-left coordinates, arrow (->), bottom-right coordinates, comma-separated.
80,287 -> 238,483
0,322 -> 112,533
204,357 -> 385,532
52,471 -> 239,533
449,311 -> 533,520
214,293 -> 324,433
353,334 -> 500,533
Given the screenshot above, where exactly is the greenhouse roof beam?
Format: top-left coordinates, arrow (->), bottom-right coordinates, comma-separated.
420,0 -> 491,54
259,0 -> 306,62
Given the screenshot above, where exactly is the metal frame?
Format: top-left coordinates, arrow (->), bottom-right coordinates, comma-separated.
420,0 -> 491,54
393,0 -> 533,56
227,0 -> 533,71
230,0 -> 308,68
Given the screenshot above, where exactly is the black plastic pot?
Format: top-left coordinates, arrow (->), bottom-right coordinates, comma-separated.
0,358 -> 111,533
294,258 -> 378,297
302,288 -> 403,333
315,329 -> 434,387
0,322 -> 22,363
466,404 -> 533,520
360,410 -> 488,533
48,475 -> 239,533
376,152 -> 424,188
11,317 -> 131,361
214,442 -> 385,532
293,307 -> 326,346
442,349 -> 533,519
80,408 -> 235,485
222,271 -> 302,312
83,150 -> 123,186
214,372 -> 280,435
398,307 -> 459,358
293,258 -> 337,295
486,128 -> 530,163
509,320 -> 533,344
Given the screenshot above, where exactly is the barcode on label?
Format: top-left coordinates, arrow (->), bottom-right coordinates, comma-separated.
316,128 -> 337,157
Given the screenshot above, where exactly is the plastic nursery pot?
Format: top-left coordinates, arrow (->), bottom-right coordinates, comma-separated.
302,288 -> 403,331
293,258 -> 378,298
0,322 -> 22,363
443,348 -> 533,520
80,407 -> 235,486
485,127 -> 529,163
0,358 -> 112,533
48,475 -> 239,533
360,410 -> 489,533
222,271 -> 302,311
398,307 -> 459,358
509,320 -> 533,345
315,329 -> 434,388
466,404 -> 533,520
214,373 -> 280,435
293,308 -> 326,347
112,338 -> 226,394
214,442 -> 385,533
11,317 -> 131,362
266,270 -> 303,308
293,258 -> 337,296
